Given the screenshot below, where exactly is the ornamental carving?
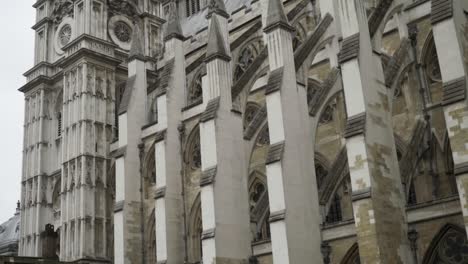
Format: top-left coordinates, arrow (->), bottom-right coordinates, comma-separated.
108,0 -> 139,18
435,229 -> 468,263
114,21 -> 132,43
59,24 -> 72,46
52,0 -> 74,25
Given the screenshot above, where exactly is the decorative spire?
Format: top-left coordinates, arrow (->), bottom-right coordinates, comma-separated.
206,0 -> 229,19
205,15 -> 230,62
164,0 -> 185,41
128,22 -> 145,61
264,0 -> 295,33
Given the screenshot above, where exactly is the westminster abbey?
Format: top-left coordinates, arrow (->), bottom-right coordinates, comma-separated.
9,0 -> 468,263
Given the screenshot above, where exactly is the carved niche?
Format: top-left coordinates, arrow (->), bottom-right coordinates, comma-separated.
52,0 -> 74,25
108,0 -> 139,18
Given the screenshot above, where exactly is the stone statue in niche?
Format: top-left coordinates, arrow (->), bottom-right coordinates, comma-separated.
108,0 -> 138,19
52,0 -> 74,25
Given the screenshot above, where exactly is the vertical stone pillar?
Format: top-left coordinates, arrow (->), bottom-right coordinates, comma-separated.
198,2 -> 251,263
262,0 -> 323,263
336,0 -> 413,263
112,26 -> 146,264
431,0 -> 468,235
153,3 -> 186,263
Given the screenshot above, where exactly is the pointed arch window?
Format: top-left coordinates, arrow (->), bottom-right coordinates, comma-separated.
408,180 -> 417,205
326,194 -> 342,224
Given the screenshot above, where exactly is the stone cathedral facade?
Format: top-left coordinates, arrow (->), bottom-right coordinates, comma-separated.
16,0 -> 468,263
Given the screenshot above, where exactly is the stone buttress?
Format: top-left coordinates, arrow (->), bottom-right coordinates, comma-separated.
336,0 -> 413,262
198,1 -> 251,263
152,2 -> 187,263
430,0 -> 468,235
262,0 -> 324,263
112,26 -> 146,264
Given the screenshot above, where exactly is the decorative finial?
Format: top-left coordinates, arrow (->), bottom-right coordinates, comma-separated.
164,0 -> 185,41
205,15 -> 230,63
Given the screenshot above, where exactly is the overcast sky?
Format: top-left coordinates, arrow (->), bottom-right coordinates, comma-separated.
0,1 -> 34,223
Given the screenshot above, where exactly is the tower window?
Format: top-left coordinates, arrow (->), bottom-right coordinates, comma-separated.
186,0 -> 201,17
57,112 -> 62,137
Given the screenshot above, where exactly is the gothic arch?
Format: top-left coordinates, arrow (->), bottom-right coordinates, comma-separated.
187,193 -> 202,263
184,125 -> 201,172
422,224 -> 468,264
340,243 -> 360,264
420,31 -> 442,85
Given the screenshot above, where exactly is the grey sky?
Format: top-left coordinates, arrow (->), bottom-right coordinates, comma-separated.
0,1 -> 34,223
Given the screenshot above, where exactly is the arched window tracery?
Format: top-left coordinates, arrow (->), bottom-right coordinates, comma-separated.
234,43 -> 260,81
187,128 -> 201,170
423,224 -> 468,264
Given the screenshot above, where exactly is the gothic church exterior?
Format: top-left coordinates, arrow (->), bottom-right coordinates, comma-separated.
16,0 -> 468,263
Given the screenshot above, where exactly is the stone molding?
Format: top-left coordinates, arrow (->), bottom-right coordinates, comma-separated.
441,77 -> 466,106
431,0 -> 453,24
154,187 -> 167,199
201,228 -> 216,240
268,209 -> 286,223
351,187 -> 372,202
114,201 -> 124,213
266,141 -> 285,165
338,33 -> 360,64
200,166 -> 217,187
110,146 -> 127,159
265,67 -> 284,95
344,113 -> 366,138
154,129 -> 167,143
200,97 -> 221,122
455,162 -> 468,176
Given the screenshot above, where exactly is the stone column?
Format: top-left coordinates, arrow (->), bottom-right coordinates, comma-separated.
198,3 -> 251,263
336,0 -> 413,263
153,3 -> 186,263
262,0 -> 323,263
431,0 -> 468,235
